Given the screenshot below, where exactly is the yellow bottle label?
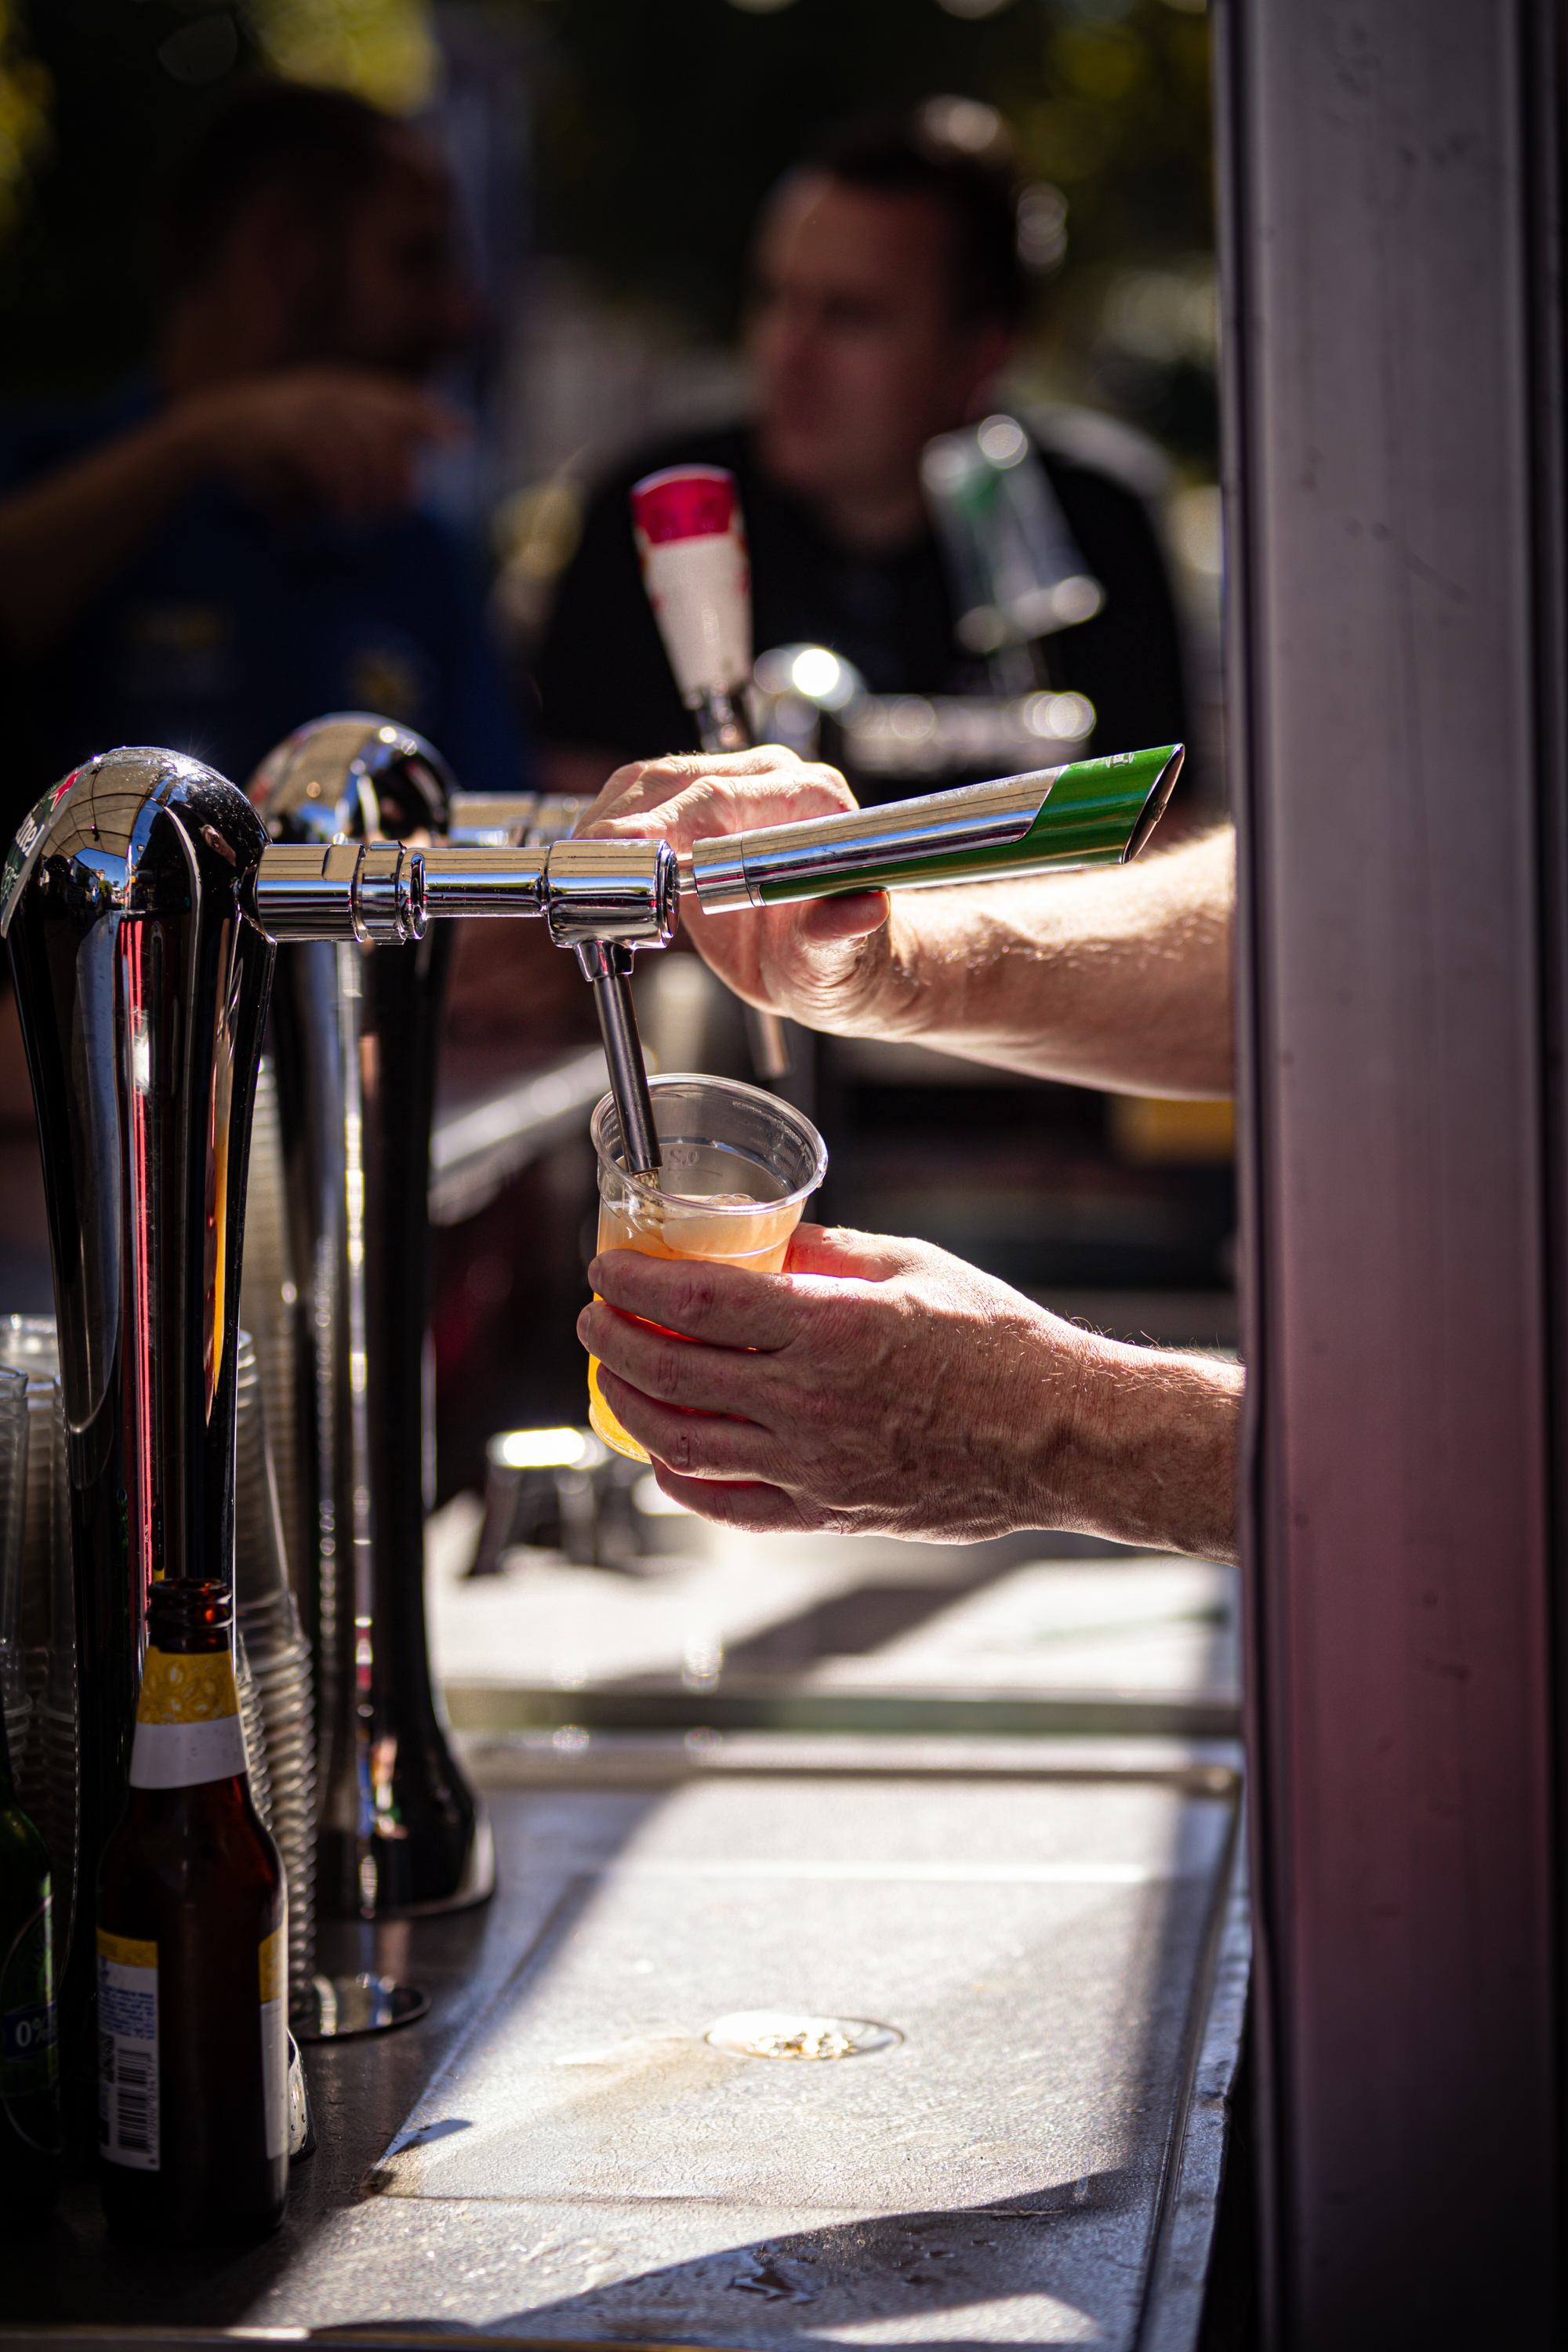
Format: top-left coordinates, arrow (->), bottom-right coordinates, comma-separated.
136,1648 -> 238,1725
96,1929 -> 157,1970
258,1926 -> 284,2007
130,1645 -> 247,1789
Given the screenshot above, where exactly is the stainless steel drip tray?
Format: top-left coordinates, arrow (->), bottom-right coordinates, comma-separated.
238,1747 -> 1243,2351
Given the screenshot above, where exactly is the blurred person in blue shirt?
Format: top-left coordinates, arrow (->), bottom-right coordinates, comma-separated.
0,77 -> 527,843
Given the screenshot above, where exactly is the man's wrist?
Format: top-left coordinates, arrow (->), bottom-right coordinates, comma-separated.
1041,1327 -> 1243,1563
816,904 -> 931,1043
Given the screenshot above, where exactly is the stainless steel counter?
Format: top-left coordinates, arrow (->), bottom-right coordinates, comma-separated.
4,1731 -> 1245,2352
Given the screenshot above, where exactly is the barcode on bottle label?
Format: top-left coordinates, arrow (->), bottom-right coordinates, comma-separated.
97,1930 -> 158,2172
259,1924 -> 286,2162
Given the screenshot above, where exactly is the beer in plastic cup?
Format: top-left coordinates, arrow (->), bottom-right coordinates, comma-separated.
586,1074 -> 827,1465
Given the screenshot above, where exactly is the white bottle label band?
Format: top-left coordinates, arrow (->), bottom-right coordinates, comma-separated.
98,1931 -> 158,2172
130,1715 -> 247,1788
129,1645 -> 246,1788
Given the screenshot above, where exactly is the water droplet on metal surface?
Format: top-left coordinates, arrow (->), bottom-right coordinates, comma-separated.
706,2010 -> 901,2061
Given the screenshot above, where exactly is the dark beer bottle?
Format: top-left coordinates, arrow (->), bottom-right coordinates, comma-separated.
0,1702 -> 60,2223
97,1580 -> 286,2242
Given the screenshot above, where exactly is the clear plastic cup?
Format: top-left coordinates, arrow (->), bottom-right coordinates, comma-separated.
587,1074 -> 828,1465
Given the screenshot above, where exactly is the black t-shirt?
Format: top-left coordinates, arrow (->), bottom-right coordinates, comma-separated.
532,416 -> 1191,771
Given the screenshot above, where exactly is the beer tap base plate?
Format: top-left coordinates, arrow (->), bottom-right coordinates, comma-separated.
293,1973 -> 432,2041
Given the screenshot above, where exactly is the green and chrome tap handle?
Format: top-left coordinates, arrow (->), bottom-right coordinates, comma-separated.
677,743 -> 1182,912
242,743 -> 1178,1180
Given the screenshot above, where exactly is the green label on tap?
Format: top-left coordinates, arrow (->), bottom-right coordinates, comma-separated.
1014,744 -> 1181,869
753,745 -> 1181,903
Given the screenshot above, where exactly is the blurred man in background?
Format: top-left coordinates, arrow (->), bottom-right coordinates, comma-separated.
0,76 -> 526,844
0,76 -> 537,1315
534,105 -> 1190,794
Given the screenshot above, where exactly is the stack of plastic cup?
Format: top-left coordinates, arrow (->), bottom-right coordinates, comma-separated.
0,1319 -> 70,1979
234,1333 -> 317,2019
0,1364 -> 29,1776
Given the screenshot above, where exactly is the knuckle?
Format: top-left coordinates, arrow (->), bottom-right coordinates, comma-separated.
648,1339 -> 691,1399
670,1265 -> 719,1324
801,762 -> 855,808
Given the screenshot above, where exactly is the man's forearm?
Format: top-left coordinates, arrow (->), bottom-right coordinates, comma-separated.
1049,1335 -> 1243,1564
581,753 -> 1236,1099
836,828 -> 1236,1098
0,408 -> 212,660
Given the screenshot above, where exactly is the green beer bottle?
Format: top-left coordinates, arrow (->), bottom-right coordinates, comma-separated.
0,1700 -> 60,2223
97,1580 -> 286,2242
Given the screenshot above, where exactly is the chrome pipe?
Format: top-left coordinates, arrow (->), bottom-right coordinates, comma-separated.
249,837 -> 674,946
444,793 -> 588,848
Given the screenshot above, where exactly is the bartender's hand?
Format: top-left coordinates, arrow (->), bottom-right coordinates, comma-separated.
578,1225 -> 1243,1563
575,747 -> 902,1035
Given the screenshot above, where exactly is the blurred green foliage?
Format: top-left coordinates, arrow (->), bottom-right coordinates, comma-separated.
527,0 -> 1212,333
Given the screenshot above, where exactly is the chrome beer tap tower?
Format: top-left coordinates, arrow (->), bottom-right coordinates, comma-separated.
247,717 -> 491,1955
0,739 -> 678,2067
0,753 -> 278,2084
245,715 -> 650,1967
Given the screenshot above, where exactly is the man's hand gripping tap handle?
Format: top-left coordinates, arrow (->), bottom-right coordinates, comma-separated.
247,740 -> 1183,1181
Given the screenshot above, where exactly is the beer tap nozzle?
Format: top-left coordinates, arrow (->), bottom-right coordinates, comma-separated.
404,791 -> 676,1176
574,941 -> 661,1178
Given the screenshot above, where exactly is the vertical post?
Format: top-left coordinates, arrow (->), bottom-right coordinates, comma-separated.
1217,0 -> 1566,2340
